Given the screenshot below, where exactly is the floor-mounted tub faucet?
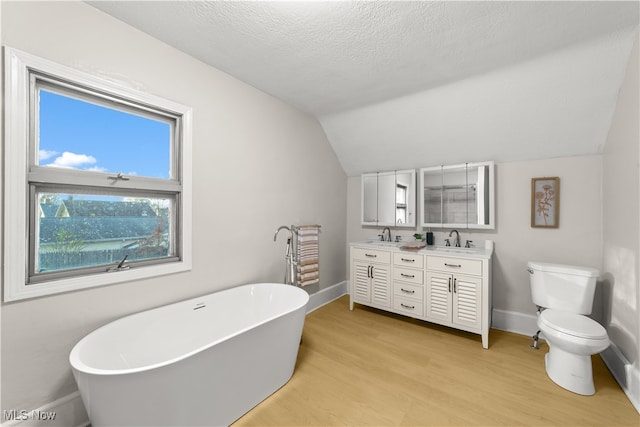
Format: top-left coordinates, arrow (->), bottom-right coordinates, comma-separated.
273,225 -> 296,286
273,225 -> 291,242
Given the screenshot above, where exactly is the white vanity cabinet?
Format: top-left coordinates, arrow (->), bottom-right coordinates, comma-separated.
426,255 -> 488,348
350,247 -> 391,310
350,241 -> 492,349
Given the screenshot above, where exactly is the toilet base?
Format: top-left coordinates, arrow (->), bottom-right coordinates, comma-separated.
545,348 -> 595,395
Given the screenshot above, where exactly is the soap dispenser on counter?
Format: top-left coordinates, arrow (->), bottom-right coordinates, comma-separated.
426,229 -> 434,245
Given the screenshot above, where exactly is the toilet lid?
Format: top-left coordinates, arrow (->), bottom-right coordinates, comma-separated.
539,310 -> 608,339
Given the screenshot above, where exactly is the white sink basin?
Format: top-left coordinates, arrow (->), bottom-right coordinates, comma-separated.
428,246 -> 477,254
362,240 -> 400,247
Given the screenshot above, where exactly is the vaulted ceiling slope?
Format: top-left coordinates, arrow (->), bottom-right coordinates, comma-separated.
87,1 -> 639,175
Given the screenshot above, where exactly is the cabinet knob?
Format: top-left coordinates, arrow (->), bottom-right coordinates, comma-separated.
444,263 -> 461,268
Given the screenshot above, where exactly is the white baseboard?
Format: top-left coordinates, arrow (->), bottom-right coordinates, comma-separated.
491,308 -> 539,337
306,281 -> 348,313
601,343 -> 640,413
1,391 -> 89,427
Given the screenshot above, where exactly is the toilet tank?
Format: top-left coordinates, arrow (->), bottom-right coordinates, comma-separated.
528,261 -> 600,314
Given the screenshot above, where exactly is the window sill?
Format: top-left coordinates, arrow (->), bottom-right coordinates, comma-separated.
4,260 -> 191,302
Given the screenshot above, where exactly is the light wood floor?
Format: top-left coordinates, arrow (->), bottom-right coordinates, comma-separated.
234,296 -> 639,426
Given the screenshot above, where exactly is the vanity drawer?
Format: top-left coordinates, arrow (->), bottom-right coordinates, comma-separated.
393,252 -> 424,268
427,256 -> 482,276
393,297 -> 424,316
393,267 -> 424,285
351,247 -> 391,264
393,282 -> 424,300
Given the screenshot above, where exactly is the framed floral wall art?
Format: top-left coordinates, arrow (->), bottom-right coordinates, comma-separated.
531,177 -> 559,228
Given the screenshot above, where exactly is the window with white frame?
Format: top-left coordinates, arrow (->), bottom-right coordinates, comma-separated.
3,47 -> 192,301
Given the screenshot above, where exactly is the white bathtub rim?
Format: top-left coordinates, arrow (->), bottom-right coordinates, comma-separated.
69,283 -> 308,376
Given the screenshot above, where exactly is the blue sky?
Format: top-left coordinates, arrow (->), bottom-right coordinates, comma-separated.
38,90 -> 171,179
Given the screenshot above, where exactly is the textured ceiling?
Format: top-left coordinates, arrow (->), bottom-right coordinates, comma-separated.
87,1 -> 639,175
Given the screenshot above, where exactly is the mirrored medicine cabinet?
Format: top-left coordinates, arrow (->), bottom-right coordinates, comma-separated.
420,161 -> 495,229
361,169 -> 416,227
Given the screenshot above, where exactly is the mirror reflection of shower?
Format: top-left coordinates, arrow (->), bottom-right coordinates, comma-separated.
273,225 -> 296,286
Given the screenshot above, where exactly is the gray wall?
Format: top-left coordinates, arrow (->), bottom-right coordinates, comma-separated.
602,34 -> 639,391
1,1 -> 347,412
347,155 -> 603,317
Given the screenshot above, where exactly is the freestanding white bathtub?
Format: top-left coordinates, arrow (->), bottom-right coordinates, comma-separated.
70,283 -> 309,427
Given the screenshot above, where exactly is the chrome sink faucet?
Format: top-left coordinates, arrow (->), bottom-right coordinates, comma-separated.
449,229 -> 461,247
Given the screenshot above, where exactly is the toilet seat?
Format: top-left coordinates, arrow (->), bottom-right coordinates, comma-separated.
539,309 -> 607,340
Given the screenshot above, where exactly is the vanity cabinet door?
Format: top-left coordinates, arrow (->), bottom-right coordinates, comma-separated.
370,264 -> 391,307
452,274 -> 482,330
352,262 -> 372,303
426,271 -> 453,322
426,271 -> 482,330
352,260 -> 391,308
350,247 -> 392,310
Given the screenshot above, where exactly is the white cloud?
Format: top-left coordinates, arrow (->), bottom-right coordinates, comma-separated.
48,152 -> 97,169
86,166 -> 108,172
39,149 -> 58,161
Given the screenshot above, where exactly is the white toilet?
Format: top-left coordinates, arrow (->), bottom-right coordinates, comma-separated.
527,261 -> 610,395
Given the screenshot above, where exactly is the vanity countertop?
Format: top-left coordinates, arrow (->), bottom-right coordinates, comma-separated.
350,240 -> 494,260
